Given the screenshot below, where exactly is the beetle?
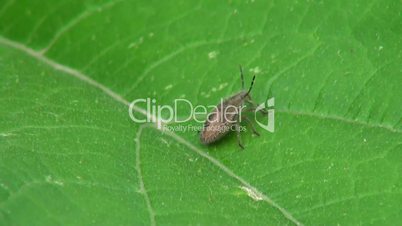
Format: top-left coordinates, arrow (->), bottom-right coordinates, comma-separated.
200,66 -> 262,149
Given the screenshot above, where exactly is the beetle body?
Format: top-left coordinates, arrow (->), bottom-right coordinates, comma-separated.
200,91 -> 249,145
200,66 -> 259,149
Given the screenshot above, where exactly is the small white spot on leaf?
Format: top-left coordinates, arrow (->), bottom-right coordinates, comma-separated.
164,84 -> 173,90
201,91 -> 211,98
208,51 -> 219,59
128,37 -> 144,49
54,180 -> 64,186
239,186 -> 263,201
0,133 -> 14,137
218,82 -> 228,90
249,66 -> 261,74
45,175 -> 64,186
0,183 -> 9,190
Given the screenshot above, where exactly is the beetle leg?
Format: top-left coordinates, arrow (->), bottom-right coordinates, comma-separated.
245,99 -> 268,115
242,116 -> 260,136
235,123 -> 244,149
242,107 -> 267,115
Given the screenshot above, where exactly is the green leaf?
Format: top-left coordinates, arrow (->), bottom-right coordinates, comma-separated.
1,0 -> 401,225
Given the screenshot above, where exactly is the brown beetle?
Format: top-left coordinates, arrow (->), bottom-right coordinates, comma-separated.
200,66 -> 261,149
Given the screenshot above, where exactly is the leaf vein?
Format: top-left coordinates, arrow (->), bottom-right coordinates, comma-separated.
135,125 -> 156,226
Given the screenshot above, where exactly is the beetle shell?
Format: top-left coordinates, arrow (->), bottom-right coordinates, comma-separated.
200,91 -> 249,144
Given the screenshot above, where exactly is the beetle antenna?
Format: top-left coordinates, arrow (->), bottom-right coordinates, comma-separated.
245,75 -> 256,96
239,65 -> 244,89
